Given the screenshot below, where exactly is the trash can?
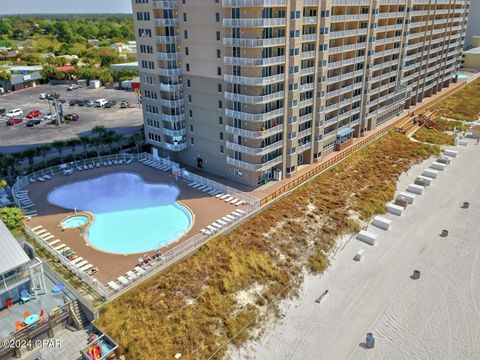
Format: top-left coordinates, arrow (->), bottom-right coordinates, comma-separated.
462,202 -> 469,209
366,332 -> 375,349
412,270 -> 421,279
441,230 -> 449,237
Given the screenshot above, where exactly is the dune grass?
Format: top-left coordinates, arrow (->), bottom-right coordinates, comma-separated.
436,118 -> 468,132
412,126 -> 456,145
432,79 -> 480,121
96,132 -> 438,360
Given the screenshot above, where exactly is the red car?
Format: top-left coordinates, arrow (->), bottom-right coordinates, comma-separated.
64,113 -> 80,121
26,110 -> 42,119
6,118 -> 23,126
57,99 -> 66,104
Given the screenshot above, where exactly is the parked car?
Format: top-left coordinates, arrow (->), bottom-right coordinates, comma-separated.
86,100 -> 95,107
94,99 -> 108,107
26,110 -> 42,119
26,119 -> 42,127
46,92 -> 60,100
69,100 -> 76,106
6,109 -> 23,118
57,98 -> 66,104
64,113 -> 80,121
120,101 -> 131,108
43,112 -> 57,121
67,84 -> 79,91
39,93 -> 47,100
0,107 -> 6,116
6,118 -> 23,126
0,87 -> 4,94
104,100 -> 117,108
77,100 -> 86,107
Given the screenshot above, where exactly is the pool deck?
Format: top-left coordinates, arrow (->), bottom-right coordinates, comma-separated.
24,163 -> 244,284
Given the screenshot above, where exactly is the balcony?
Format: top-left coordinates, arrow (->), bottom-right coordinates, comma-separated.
224,91 -> 285,104
159,98 -> 184,107
226,155 -> 283,171
224,55 -> 285,67
301,50 -> 316,59
159,83 -> 183,92
223,18 -> 286,28
329,42 -> 366,54
224,73 -> 284,86
163,128 -> 186,137
302,33 -> 317,42
223,37 -> 286,47
298,127 -> 312,139
156,52 -> 181,60
162,142 -> 187,151
222,0 -> 287,6
225,124 -> 284,139
330,28 -> 368,39
158,68 -> 183,76
153,1 -> 177,9
330,14 -> 370,22
159,113 -> 186,122
298,142 -> 312,152
377,24 -> 404,32
156,35 -> 181,44
226,140 -> 283,156
154,18 -> 179,26
329,55 -> 365,69
225,107 -> 284,122
332,0 -> 370,4
377,12 -> 405,19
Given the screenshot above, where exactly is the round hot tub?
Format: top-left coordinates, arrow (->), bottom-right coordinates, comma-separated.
62,215 -> 90,229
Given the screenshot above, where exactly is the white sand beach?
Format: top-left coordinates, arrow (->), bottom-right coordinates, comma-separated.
231,138 -> 480,360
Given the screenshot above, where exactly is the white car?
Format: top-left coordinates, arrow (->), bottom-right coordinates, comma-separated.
39,93 -> 46,100
67,84 -> 79,91
6,108 -> 23,118
94,99 -> 108,107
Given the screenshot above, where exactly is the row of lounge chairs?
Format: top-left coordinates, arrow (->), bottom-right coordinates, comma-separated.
200,209 -> 246,236
29,173 -> 53,183
13,189 -> 38,216
107,265 -> 148,291
139,158 -> 172,172
70,158 -> 132,174
31,225 -> 97,276
187,181 -> 246,206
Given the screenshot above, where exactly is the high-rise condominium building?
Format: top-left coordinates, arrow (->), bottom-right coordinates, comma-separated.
132,0 -> 469,186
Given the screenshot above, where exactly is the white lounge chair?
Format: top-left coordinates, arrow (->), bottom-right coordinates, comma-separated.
96,162 -> 101,167
24,211 -> 38,216
211,222 -> 223,229
38,177 -> 45,182
126,271 -> 137,280
43,175 -> 52,180
236,209 -> 246,214
197,185 -> 207,191
200,228 -> 212,236
35,229 -> 47,235
31,225 -> 43,232
80,263 -> 93,272
39,232 -> 52,239
48,239 -> 61,246
217,219 -> 228,226
229,198 -> 239,204
220,194 -> 230,200
108,281 -> 120,291
221,217 -> 233,223
54,244 -> 66,251
192,183 -> 203,189
71,257 -> 84,265
207,225 -> 217,232
76,260 -> 88,268
215,193 -> 225,198
126,159 -> 132,165
188,182 -> 197,187
203,187 -> 212,193
224,196 -> 234,202
134,266 -> 145,275
43,235 -> 54,242
117,276 -> 129,285
88,164 -> 94,169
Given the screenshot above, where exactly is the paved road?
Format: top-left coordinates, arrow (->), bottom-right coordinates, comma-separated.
232,139 -> 479,360
0,84 -> 143,154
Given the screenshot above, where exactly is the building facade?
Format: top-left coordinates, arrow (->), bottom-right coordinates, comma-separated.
132,0 -> 469,186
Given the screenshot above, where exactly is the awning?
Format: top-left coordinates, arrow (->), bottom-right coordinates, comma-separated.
337,128 -> 354,137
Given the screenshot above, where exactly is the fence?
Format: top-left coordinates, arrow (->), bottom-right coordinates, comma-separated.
15,152 -> 260,300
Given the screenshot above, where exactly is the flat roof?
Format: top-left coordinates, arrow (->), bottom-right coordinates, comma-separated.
0,220 -> 30,274
8,65 -> 43,72
463,46 -> 480,55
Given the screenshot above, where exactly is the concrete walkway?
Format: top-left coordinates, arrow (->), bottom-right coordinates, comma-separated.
231,138 -> 479,360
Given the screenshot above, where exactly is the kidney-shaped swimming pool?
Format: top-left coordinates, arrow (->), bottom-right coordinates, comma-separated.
48,172 -> 193,254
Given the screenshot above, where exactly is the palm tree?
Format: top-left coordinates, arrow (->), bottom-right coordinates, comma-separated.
112,134 -> 125,153
22,148 -> 38,172
38,145 -> 52,168
66,138 -> 81,161
92,125 -> 108,138
52,140 -> 66,163
129,132 -> 143,154
79,136 -> 91,159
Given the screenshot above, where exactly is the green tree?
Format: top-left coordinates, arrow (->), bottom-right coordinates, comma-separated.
0,207 -> 24,231
0,179 -> 6,188
52,140 -> 65,163
66,138 -> 81,160
0,71 -> 10,82
79,136 -> 91,158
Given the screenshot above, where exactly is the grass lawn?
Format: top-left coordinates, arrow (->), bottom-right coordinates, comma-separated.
432,79 -> 480,121
96,132 -> 438,360
412,126 -> 456,145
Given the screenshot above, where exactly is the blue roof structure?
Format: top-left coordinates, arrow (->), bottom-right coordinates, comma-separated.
337,128 -> 354,137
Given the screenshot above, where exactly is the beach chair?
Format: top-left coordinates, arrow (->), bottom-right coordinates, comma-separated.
82,165 -> 88,170
192,183 -> 203,189
117,276 -> 129,285
207,225 -> 217,233
25,211 -> 38,216
197,185 -> 207,191
43,235 -> 55,242
96,162 -> 101,167
22,204 -> 35,209
224,196 -> 234,202
188,182 -> 197,187
54,244 -> 66,251
43,175 -> 52,180
236,209 -> 246,214
203,187 -> 212,193
29,178 -> 36,183
38,177 -> 46,182
228,212 -> 240,219
229,198 -> 239,204
86,267 -> 98,275
48,239 -> 61,246
220,194 -> 230,200
200,228 -> 212,236
134,266 -> 146,275
217,219 -> 228,226
126,159 -> 132,165
71,257 -> 84,265
221,217 -> 233,223
39,232 -> 52,239
215,193 -> 225,198
76,260 -> 88,268
88,164 -> 94,169
80,263 -> 93,272
31,225 -> 43,232
211,222 -> 223,230
126,271 -> 137,280
35,229 -> 47,235
108,281 -> 120,291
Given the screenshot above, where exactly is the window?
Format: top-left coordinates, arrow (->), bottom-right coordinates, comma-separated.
190,124 -> 194,132
183,13 -> 187,22
189,110 -> 193,117
188,94 -> 192,103
218,100 -> 223,109
185,47 -> 189,56
219,132 -> 224,140
186,63 -> 190,71
217,49 -> 221,58
216,12 -> 220,22
217,67 -> 222,76
216,31 -> 221,41
184,30 -> 188,39
218,84 -> 222,92
187,79 -> 191,87
220,145 -> 224,153
191,137 -> 194,144
219,116 -> 223,124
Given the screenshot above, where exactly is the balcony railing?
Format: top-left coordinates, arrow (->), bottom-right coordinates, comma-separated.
156,35 -> 181,44
153,1 -> 177,9
226,155 -> 283,171
225,107 -> 284,122
159,83 -> 183,92
222,0 -> 287,6
224,91 -> 285,104
154,18 -> 179,26
226,140 -> 283,156
224,55 -> 285,67
223,37 -> 286,47
225,124 -> 284,139
224,73 -> 285,86
223,18 -> 286,27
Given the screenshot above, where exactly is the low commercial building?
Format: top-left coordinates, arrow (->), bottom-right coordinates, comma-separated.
110,61 -> 138,72
0,66 -> 43,92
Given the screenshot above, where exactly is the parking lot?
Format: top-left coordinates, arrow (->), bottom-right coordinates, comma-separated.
0,84 -> 143,154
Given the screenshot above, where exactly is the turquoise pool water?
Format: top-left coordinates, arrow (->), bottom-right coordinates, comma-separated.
48,173 -> 192,254
62,215 -> 89,228
456,74 -> 469,79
